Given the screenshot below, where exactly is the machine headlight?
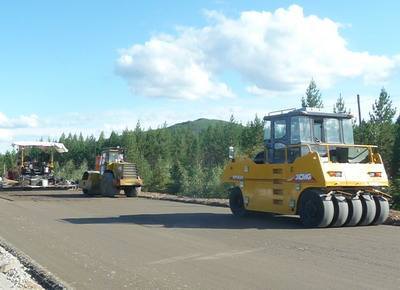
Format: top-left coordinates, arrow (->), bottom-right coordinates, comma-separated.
327,171 -> 342,177
368,172 -> 382,177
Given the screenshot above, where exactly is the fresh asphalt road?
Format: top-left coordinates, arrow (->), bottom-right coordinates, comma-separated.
0,190 -> 399,290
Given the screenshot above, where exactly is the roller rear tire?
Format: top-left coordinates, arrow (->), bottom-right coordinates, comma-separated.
344,197 -> 362,226
331,195 -> 349,227
125,186 -> 141,197
83,188 -> 96,197
359,194 -> 376,226
372,196 -> 389,225
229,187 -> 247,217
101,172 -> 119,197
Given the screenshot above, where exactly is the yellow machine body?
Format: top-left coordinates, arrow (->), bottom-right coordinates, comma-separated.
221,108 -> 391,227
105,162 -> 143,187
79,148 -> 142,196
222,145 -> 388,215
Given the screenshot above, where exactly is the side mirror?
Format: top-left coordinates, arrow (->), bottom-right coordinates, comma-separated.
228,146 -> 235,160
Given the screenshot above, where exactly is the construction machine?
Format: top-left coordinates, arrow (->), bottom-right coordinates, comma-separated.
79,147 -> 142,197
222,108 -> 391,227
1,141 -> 73,190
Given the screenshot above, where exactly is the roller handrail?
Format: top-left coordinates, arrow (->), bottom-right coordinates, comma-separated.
282,143 -> 377,163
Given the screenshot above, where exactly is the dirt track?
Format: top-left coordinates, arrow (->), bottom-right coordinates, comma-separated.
0,190 -> 399,289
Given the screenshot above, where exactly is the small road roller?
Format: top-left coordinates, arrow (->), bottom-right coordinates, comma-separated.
222,108 -> 391,227
79,147 -> 142,197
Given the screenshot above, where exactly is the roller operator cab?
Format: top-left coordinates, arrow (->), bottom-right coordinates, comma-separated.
80,147 -> 143,197
222,108 -> 391,227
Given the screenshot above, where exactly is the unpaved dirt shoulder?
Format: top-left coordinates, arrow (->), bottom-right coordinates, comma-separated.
0,238 -> 70,289
385,209 -> 400,225
138,191 -> 400,226
138,191 -> 229,207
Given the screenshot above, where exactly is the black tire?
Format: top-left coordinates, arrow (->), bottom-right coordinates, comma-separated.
229,187 -> 247,217
101,172 -> 118,197
331,195 -> 349,227
82,188 -> 95,197
344,197 -> 362,226
372,196 -> 389,225
359,194 -> 376,226
299,190 -> 334,228
125,186 -> 141,197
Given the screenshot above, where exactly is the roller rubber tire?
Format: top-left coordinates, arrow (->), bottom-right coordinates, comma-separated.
125,186 -> 141,197
372,196 -> 389,225
344,197 -> 363,226
358,194 -> 376,226
331,195 -> 349,227
101,172 -> 119,197
82,188 -> 96,197
300,190 -> 334,228
229,187 -> 247,217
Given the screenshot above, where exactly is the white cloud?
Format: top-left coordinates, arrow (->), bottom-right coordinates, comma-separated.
0,113 -> 40,152
0,129 -> 13,142
116,35 -> 234,100
116,5 -> 399,100
0,112 -> 39,129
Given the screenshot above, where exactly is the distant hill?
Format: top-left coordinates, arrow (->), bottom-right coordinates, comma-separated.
168,118 -> 233,133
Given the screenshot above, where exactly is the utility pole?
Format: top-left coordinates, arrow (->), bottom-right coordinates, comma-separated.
357,94 -> 362,125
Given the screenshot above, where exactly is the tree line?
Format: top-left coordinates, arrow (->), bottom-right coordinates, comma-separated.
55,117 -> 264,198
1,80 -> 399,208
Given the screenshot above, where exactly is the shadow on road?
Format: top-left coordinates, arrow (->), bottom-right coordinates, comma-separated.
62,212 -> 304,230
10,193 -> 86,199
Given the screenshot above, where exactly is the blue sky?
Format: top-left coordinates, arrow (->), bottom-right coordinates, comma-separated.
1,1 -> 400,152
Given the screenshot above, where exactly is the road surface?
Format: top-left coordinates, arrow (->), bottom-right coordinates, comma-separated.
0,190 -> 399,289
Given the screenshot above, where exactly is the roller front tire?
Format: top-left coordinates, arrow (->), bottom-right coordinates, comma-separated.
300,190 -> 334,228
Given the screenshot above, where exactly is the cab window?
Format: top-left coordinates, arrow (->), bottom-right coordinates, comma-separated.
274,119 -> 286,139
273,143 -> 286,163
342,119 -> 354,144
264,121 -> 271,141
291,116 -> 312,144
324,118 -> 341,143
313,119 -> 323,142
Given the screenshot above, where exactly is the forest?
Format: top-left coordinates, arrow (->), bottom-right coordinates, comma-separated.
1,80 -> 400,208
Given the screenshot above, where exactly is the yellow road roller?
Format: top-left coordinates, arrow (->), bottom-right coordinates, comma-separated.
222,108 -> 391,227
79,147 -> 142,197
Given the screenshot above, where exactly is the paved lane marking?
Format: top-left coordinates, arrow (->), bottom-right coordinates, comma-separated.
149,254 -> 204,265
194,247 -> 265,261
149,248 -> 265,265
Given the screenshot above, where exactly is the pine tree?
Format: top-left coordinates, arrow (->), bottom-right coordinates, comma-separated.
367,88 -> 397,175
240,115 -> 264,156
333,94 -> 350,114
369,88 -> 396,123
391,117 -> 400,176
301,79 -> 323,108
150,157 -> 171,192
169,161 -> 186,193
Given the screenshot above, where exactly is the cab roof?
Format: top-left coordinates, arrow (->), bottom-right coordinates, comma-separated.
263,107 -> 353,121
102,147 -> 124,153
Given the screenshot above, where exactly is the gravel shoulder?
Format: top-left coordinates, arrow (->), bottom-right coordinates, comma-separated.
0,237 -> 69,290
0,244 -> 43,289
